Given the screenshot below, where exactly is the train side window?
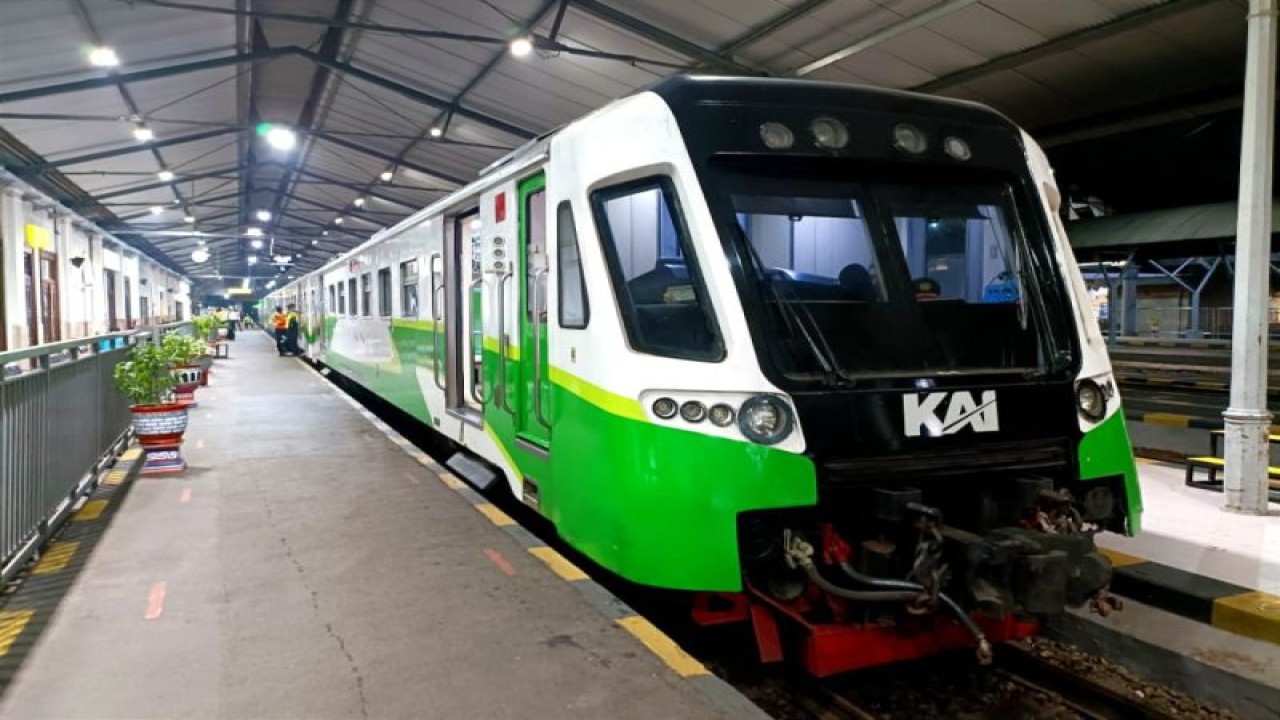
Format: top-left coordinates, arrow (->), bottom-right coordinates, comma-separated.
337,281 -> 346,314
377,268 -> 392,317
400,260 -> 419,317
360,273 -> 372,316
348,278 -> 357,316
591,177 -> 723,361
328,284 -> 336,313
557,201 -> 588,329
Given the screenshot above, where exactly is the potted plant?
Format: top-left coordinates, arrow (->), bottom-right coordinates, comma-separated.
191,315 -> 217,384
163,333 -> 206,406
113,341 -> 188,475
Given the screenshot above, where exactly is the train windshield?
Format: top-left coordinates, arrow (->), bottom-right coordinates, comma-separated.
708,160 -> 1069,383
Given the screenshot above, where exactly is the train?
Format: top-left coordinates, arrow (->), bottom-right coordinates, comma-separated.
264,76 -> 1142,676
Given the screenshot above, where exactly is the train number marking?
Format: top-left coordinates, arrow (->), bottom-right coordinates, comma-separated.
903,390 -> 999,437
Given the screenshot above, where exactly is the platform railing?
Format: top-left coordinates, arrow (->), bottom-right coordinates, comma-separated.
0,321 -> 192,584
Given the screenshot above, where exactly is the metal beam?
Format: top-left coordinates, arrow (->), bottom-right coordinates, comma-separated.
915,0 -> 1218,93
82,164 -> 243,202
569,0 -> 761,75
794,0 -> 980,76
716,0 -> 833,56
18,128 -> 243,171
311,132 -> 468,186
291,168 -> 436,208
0,47 -> 291,105
285,193 -> 400,225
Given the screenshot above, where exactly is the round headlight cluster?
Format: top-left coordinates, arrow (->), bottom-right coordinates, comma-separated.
709,404 -> 736,427
810,116 -> 849,149
738,395 -> 794,446
943,136 -> 971,161
893,123 -> 928,154
680,401 -> 707,423
1076,379 -> 1107,422
652,397 -> 678,419
759,122 -> 795,150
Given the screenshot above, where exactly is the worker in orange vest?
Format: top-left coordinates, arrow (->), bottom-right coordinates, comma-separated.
269,306 -> 289,356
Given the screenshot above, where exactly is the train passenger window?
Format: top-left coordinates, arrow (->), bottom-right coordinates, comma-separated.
348,278 -> 357,316
337,281 -> 346,314
377,268 -> 392,317
328,284 -> 336,313
592,177 -> 723,361
400,260 -> 419,317
361,273 -> 372,316
557,202 -> 588,329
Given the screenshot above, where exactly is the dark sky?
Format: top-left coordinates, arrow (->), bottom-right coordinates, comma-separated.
1045,108 -> 1255,214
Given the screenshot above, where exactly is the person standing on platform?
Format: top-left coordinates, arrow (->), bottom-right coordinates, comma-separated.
285,304 -> 303,356
270,306 -> 289,356
227,307 -> 240,340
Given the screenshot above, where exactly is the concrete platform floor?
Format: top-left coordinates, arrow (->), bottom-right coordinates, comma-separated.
0,333 -> 750,719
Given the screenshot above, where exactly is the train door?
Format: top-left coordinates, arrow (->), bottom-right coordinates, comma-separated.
515,173 -> 551,447
40,252 -> 59,341
447,210 -> 484,420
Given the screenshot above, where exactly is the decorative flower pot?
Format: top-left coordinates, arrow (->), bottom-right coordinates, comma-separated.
130,403 -> 189,475
196,353 -> 213,385
171,364 -> 202,407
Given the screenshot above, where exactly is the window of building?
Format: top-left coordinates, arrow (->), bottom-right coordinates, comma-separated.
377,268 -> 392,317
400,259 -> 419,317
591,177 -> 722,361
557,201 -> 588,329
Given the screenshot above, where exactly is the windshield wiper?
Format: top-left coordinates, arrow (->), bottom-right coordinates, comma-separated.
760,274 -> 846,388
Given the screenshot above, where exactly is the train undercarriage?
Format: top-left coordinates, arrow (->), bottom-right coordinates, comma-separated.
698,475 -> 1123,676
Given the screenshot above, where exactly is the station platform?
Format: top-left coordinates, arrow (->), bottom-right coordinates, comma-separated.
0,333 -> 762,719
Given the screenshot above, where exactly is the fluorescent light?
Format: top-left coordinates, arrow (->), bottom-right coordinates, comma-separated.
250,239 -> 264,250
247,255 -> 258,265
255,210 -> 271,222
429,126 -> 443,138
264,126 -> 297,151
149,205 -> 164,215
157,169 -> 174,182
379,170 -> 393,182
133,126 -> 154,142
273,255 -> 292,264
89,46 -> 120,67
334,217 -> 344,225
191,248 -> 210,263
246,227 -> 263,237
353,197 -> 365,207
183,213 -> 196,223
266,280 -> 275,288
322,230 -> 329,236
311,239 -> 319,245
510,37 -> 533,57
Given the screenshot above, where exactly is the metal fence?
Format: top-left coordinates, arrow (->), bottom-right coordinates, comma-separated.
0,322 -> 191,584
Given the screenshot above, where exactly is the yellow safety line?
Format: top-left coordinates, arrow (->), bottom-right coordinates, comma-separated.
1098,547 -> 1146,568
0,610 -> 34,657
475,503 -> 515,526
32,541 -> 80,575
439,473 -> 468,491
73,499 -> 108,522
529,547 -> 588,581
616,615 -> 709,677
121,447 -> 142,461
1143,413 -> 1190,427
102,470 -> 129,486
1212,591 -> 1280,645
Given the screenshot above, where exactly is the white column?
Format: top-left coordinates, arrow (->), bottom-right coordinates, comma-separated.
0,188 -> 26,349
1224,0 -> 1278,514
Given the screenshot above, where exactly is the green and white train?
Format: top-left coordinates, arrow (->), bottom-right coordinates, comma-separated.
266,76 -> 1141,675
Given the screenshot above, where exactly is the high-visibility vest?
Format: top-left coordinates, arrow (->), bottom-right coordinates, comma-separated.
271,312 -> 288,330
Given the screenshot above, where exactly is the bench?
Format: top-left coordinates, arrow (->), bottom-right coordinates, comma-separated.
1209,429 -> 1280,457
1184,456 -> 1280,488
212,340 -> 230,359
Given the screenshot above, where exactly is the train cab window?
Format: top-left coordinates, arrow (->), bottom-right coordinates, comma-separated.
400,260 -> 419,317
360,273 -> 372,316
592,178 -> 722,361
557,202 -> 588,329
377,268 -> 392,317
348,278 -> 357,316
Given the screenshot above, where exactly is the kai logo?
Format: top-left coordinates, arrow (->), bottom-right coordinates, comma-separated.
903,390 -> 999,437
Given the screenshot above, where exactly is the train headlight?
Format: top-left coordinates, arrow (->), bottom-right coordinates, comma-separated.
893,123 -> 928,154
680,401 -> 708,423
652,397 -> 678,419
738,395 -> 793,445
708,403 -> 736,427
943,136 -> 971,161
759,122 -> 795,150
809,117 -> 849,149
1076,379 -> 1107,422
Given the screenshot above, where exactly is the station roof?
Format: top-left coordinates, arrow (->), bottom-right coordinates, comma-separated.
1068,199 -> 1280,260
0,0 -> 1251,291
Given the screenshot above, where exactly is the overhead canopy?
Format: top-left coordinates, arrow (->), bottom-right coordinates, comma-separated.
1067,200 -> 1280,258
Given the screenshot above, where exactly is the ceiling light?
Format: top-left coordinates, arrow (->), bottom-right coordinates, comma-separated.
156,169 -> 174,182
246,227 -> 263,237
510,37 -> 533,57
334,217 -> 344,225
251,238 -> 264,250
353,197 -> 365,207
149,205 -> 164,215
379,170 -> 393,182
266,280 -> 276,288
273,255 -> 292,264
262,125 -> 297,151
311,239 -> 319,245
429,126 -> 443,138
191,248 -> 210,263
247,255 -> 258,265
256,209 -> 272,222
183,213 -> 196,223
89,46 -> 120,68
133,126 -> 154,142
322,230 -> 329,236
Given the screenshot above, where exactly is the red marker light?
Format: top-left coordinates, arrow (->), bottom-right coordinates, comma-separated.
495,192 -> 506,222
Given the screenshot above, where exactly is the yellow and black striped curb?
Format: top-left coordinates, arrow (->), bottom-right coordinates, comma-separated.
312,362 -> 768,720
1100,547 -> 1280,646
0,446 -> 143,666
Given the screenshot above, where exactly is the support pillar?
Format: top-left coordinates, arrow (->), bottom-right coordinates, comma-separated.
1121,262 -> 1139,337
1224,0 -> 1277,514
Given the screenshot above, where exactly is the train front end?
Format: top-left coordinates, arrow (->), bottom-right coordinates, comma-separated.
619,77 -> 1142,675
